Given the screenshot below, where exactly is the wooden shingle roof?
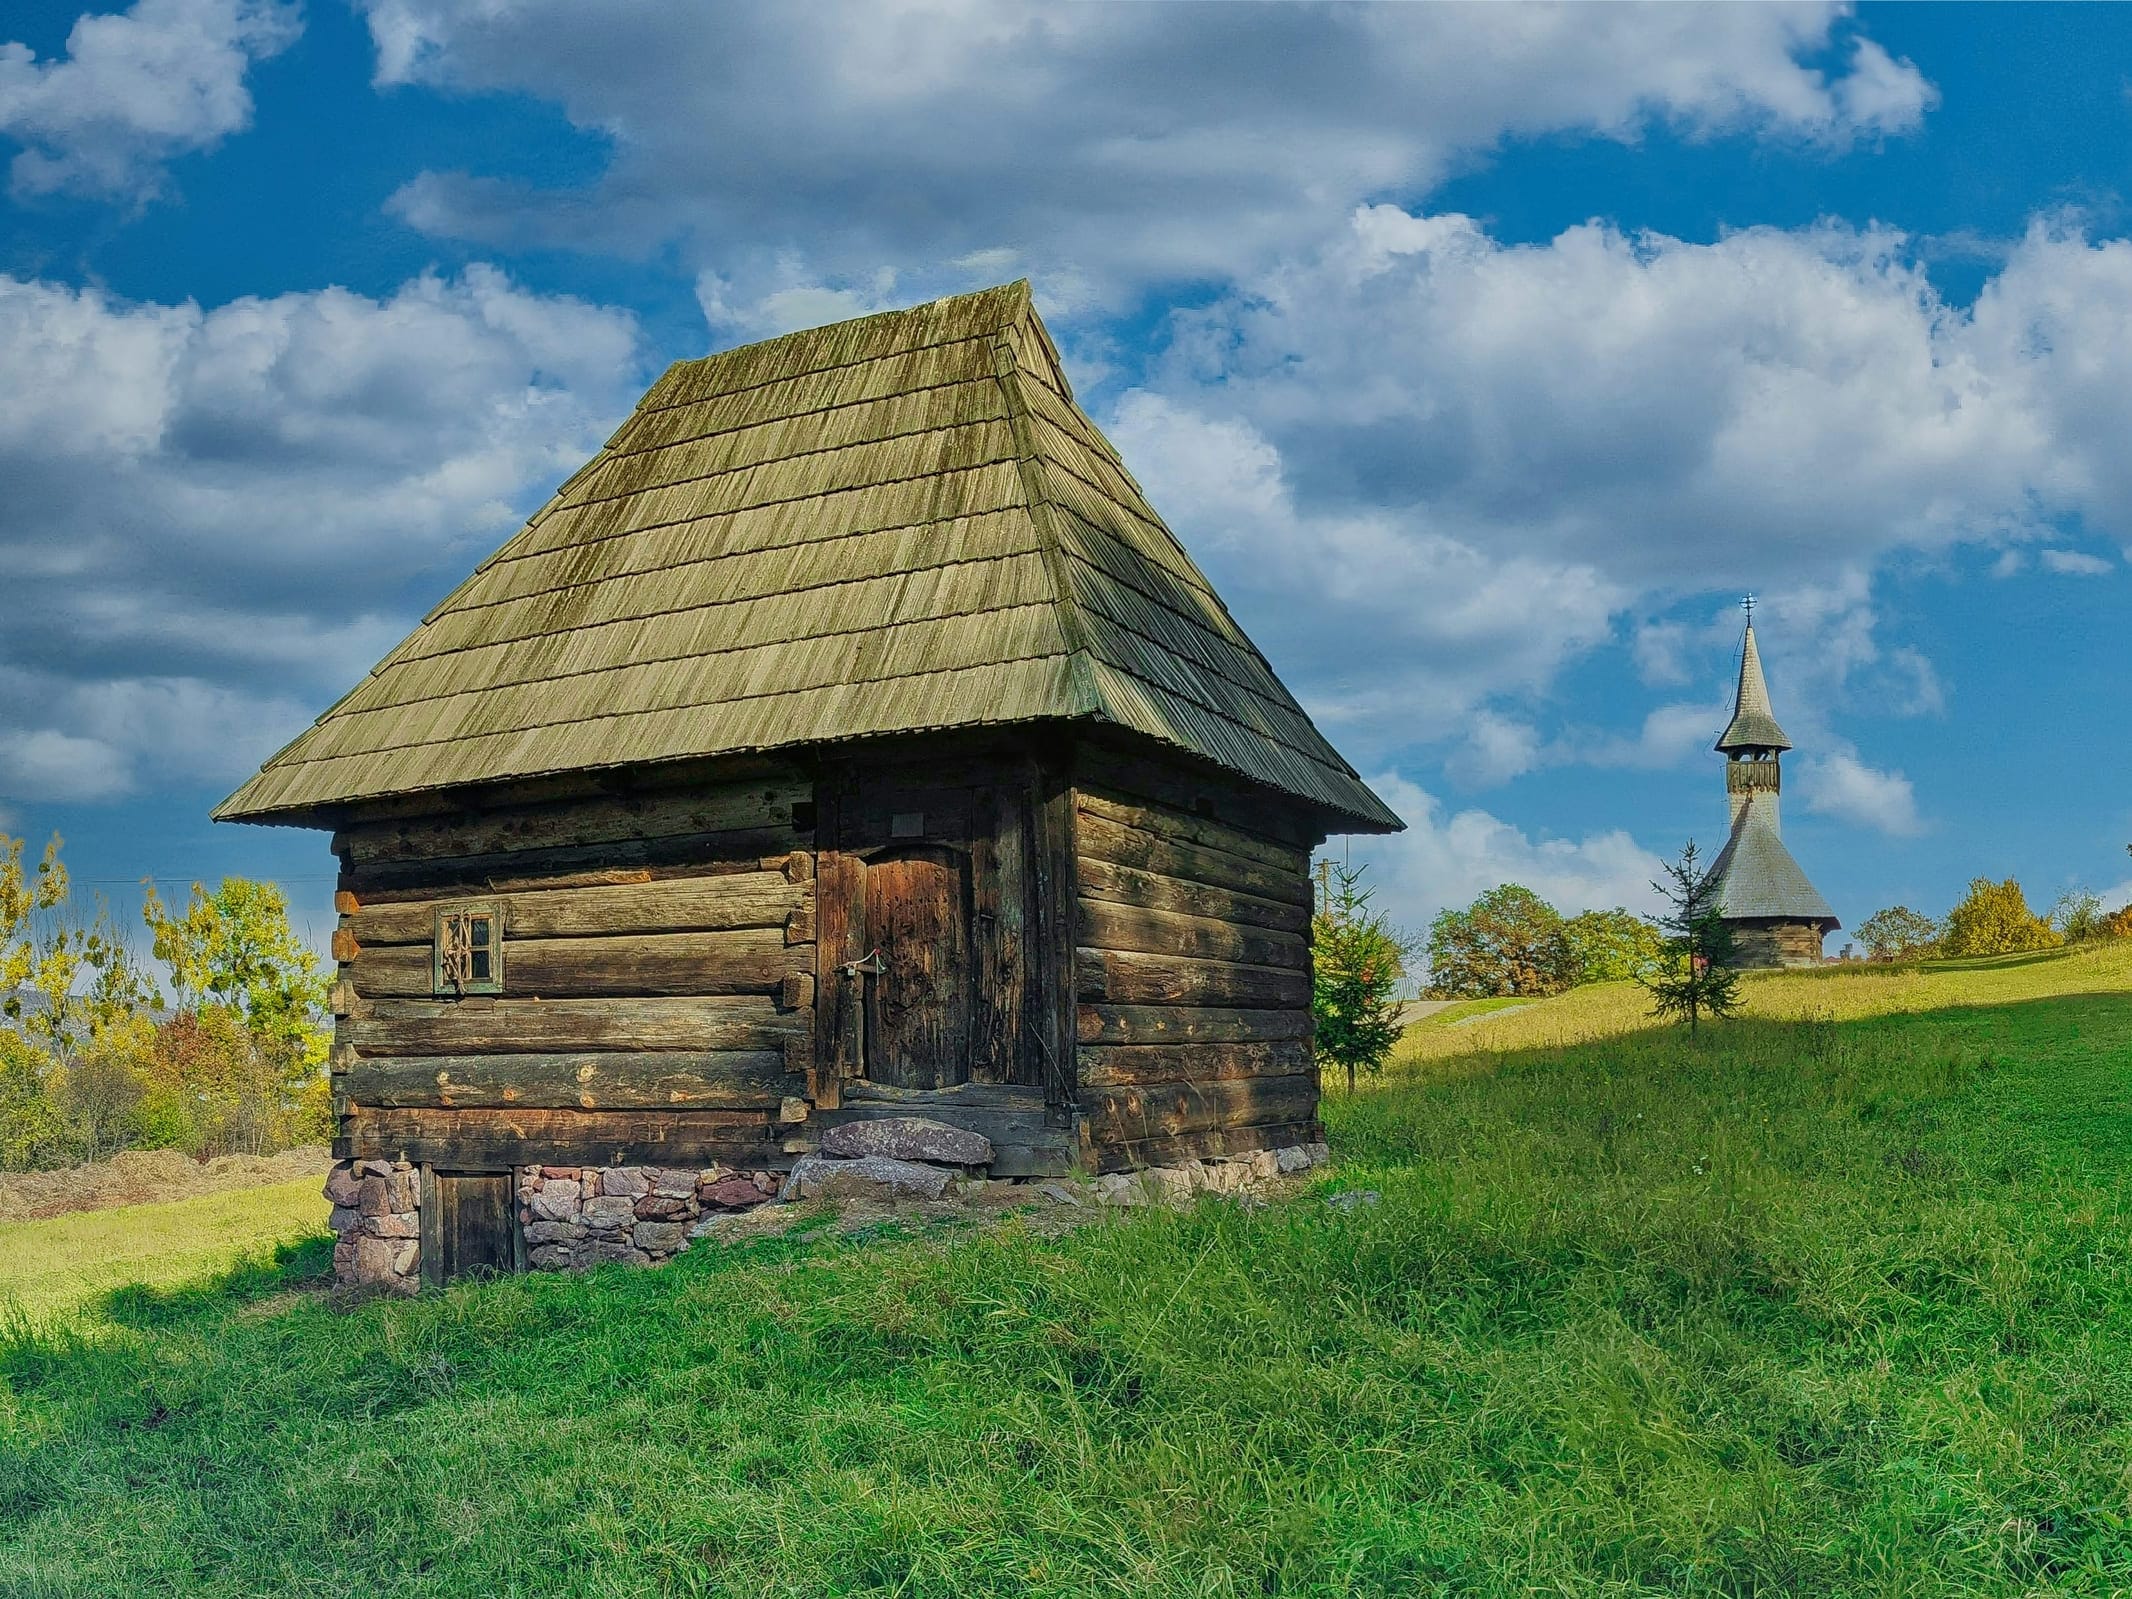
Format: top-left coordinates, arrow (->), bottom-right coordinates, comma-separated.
1711,801 -> 1838,927
218,282 -> 1401,832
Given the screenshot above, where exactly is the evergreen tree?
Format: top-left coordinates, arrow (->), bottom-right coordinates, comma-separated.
1311,861 -> 1410,1094
1640,841 -> 1741,1034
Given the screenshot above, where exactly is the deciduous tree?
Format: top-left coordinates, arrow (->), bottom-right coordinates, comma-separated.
1425,884 -> 1576,998
1940,878 -> 2058,958
1856,905 -> 1941,962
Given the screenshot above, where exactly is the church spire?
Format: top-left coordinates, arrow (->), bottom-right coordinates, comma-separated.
1715,598 -> 1791,754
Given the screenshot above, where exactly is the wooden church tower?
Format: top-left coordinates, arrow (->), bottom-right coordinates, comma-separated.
1708,604 -> 1839,967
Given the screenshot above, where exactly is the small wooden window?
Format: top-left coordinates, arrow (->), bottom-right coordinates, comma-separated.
434,903 -> 503,996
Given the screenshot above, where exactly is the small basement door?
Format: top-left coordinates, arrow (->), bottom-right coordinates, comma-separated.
422,1171 -> 517,1285
822,778 -> 1037,1092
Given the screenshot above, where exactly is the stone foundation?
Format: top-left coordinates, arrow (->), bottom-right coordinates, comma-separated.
324,1157 -> 421,1295
318,1130 -> 1331,1289
515,1163 -> 782,1270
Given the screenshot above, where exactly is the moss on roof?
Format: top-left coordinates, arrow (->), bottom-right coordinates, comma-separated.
218,281 -> 1400,832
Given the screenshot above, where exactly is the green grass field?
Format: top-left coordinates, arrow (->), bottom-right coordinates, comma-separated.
2,945 -> 2129,1596
0,1180 -> 329,1322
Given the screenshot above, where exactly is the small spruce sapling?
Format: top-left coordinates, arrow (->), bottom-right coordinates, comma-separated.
1311,860 -> 1410,1094
1640,841 -> 1741,1034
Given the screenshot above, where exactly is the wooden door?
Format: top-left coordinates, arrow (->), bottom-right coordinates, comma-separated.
862,843 -> 972,1088
425,1172 -> 516,1284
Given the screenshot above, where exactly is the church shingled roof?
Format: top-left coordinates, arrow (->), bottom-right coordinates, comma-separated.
1710,800 -> 1839,927
1714,622 -> 1791,752
217,282 -> 1400,833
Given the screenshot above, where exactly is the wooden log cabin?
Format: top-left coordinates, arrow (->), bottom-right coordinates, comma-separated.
216,282 -> 1402,1285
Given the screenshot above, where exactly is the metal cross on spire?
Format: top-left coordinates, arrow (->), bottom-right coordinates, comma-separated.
1741,592 -> 1756,623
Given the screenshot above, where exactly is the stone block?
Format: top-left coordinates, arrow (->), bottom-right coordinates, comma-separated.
362,1213 -> 419,1238
751,1171 -> 779,1194
528,1242 -> 574,1271
634,1193 -> 691,1220
818,1116 -> 992,1167
599,1167 -> 649,1199
386,1170 -> 418,1211
322,1163 -> 362,1207
582,1195 -> 639,1229
1304,1142 -> 1329,1167
1274,1146 -> 1312,1175
781,1154 -> 955,1203
701,1176 -> 769,1210
647,1167 -> 697,1199
356,1158 -> 394,1178
356,1175 -> 395,1217
351,1233 -> 402,1283
393,1240 -> 418,1275
577,1237 -> 649,1267
1246,1149 -> 1281,1182
529,1179 -> 581,1222
633,1220 -> 690,1254
1094,1172 -> 1145,1206
328,1204 -> 362,1233
332,1236 -> 356,1277
523,1220 -> 586,1246
540,1166 -> 581,1181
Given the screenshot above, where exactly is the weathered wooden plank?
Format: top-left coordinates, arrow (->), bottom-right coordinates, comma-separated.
1074,812 -> 1310,907
1074,788 -> 1310,872
1072,741 -> 1323,852
1078,899 -> 1309,971
345,996 -> 804,1056
1077,947 -> 1311,1008
1032,762 -> 1078,1104
1095,1120 -> 1319,1174
813,844 -> 865,1107
1077,1004 -> 1311,1045
345,1106 -> 785,1170
344,828 -> 804,902
970,781 -> 1034,1087
1081,1074 -> 1320,1145
337,779 -> 808,865
352,929 -> 808,999
343,1050 -> 801,1110
349,871 -> 806,945
1074,854 -> 1309,935
1077,1040 -> 1312,1087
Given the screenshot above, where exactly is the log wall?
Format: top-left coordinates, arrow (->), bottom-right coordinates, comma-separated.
329,770 -> 817,1170
1070,751 -> 1325,1171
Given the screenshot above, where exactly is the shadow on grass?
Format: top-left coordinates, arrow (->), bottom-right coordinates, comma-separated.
97,1231 -> 336,1330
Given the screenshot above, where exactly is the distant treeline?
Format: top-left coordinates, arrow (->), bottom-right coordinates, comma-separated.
1,834 -> 329,1173
1856,878 -> 2132,963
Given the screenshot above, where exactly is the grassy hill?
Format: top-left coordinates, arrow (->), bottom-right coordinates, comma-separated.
2,945 -> 2129,1595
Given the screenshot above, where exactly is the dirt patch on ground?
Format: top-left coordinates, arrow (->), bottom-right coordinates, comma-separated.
0,1145 -> 333,1223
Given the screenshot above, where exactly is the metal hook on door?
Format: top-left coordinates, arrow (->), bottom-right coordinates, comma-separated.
839,947 -> 886,978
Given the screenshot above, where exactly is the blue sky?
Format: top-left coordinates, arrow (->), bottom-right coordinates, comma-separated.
3,0 -> 2129,953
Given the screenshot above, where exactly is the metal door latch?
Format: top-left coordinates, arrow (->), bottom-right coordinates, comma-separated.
839,948 -> 886,977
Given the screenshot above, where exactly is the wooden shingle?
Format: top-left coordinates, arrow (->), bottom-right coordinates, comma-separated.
218,282 -> 1399,832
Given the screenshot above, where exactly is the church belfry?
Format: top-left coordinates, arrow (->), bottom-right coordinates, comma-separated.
1707,600 -> 1839,967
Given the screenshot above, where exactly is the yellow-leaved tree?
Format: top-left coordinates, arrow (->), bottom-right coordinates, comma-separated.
1940,878 -> 2059,958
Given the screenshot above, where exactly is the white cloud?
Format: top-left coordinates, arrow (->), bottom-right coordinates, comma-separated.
2100,879 -> 2132,915
1340,772 -> 1666,937
2039,548 -> 2113,576
0,267 -> 644,803
1121,207 -> 2132,780
1797,749 -> 1922,836
355,1 -> 1929,316
1445,713 -> 1543,788
0,0 -> 298,201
